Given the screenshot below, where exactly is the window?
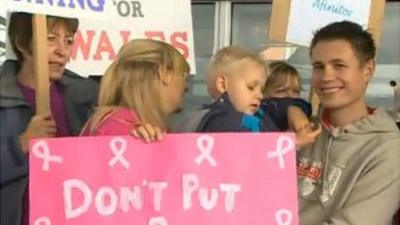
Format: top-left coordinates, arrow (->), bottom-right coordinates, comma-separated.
368,1 -> 400,110
231,3 -> 272,53
168,3 -> 216,129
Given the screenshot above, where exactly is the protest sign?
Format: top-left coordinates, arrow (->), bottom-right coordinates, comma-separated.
3,0 -> 196,75
269,0 -> 385,46
5,0 -> 114,20
67,0 -> 196,75
30,133 -> 298,225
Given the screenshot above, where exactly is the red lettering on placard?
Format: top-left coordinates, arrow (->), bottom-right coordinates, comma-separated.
93,31 -> 117,61
120,31 -> 132,46
71,30 -> 190,62
71,30 -> 96,60
170,31 -> 189,59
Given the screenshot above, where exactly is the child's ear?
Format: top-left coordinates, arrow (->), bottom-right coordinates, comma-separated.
215,74 -> 228,94
159,68 -> 173,86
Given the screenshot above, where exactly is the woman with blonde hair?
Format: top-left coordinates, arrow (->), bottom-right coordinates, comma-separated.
261,61 -> 320,146
264,61 -> 302,98
81,39 -> 190,140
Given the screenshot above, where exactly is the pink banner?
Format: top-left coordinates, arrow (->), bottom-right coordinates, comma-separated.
30,133 -> 298,225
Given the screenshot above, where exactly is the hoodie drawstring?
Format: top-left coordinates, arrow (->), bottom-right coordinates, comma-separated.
320,135 -> 333,203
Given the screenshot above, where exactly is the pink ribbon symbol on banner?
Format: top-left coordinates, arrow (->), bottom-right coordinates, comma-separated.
34,217 -> 51,225
109,137 -> 130,170
267,135 -> 294,169
195,134 -> 217,167
275,209 -> 293,225
32,140 -> 63,171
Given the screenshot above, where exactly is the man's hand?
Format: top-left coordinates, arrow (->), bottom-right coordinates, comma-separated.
295,122 -> 322,149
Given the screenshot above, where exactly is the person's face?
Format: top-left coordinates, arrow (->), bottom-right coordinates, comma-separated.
20,22 -> 74,81
226,63 -> 266,115
161,70 -> 189,116
46,23 -> 75,80
268,76 -> 301,98
311,39 -> 374,110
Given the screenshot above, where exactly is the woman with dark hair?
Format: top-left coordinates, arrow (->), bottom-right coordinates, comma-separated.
0,12 -> 98,225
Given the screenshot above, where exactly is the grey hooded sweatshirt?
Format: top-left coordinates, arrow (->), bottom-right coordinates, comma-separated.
298,108 -> 400,225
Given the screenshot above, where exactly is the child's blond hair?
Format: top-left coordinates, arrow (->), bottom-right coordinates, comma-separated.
90,39 -> 190,132
207,46 -> 266,99
264,61 -> 301,97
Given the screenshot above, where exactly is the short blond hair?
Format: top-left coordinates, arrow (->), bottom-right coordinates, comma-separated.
264,61 -> 301,97
207,46 -> 266,99
89,39 -> 190,132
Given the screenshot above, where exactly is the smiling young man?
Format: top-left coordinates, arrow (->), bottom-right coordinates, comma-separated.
297,21 -> 400,225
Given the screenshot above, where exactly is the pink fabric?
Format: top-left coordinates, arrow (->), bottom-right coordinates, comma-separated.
81,108 -> 140,136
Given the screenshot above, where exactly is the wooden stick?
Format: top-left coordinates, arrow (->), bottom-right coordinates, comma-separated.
268,0 -> 291,42
368,0 -> 386,49
309,88 -> 320,117
32,14 -> 50,115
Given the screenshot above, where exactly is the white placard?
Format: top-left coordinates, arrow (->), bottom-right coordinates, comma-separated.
5,0 -> 114,21
67,0 -> 196,76
2,0 -> 196,75
287,0 -> 372,46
